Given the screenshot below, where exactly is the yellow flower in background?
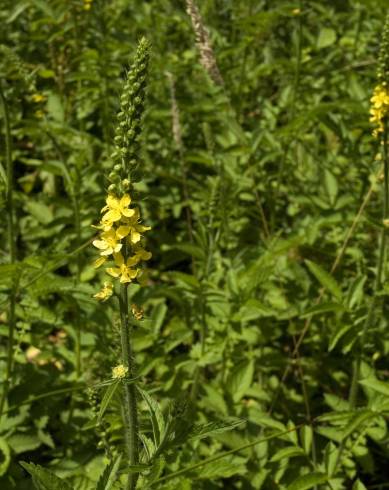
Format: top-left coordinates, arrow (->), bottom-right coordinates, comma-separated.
93,228 -> 122,256
32,93 -> 46,103
83,0 -> 93,10
93,282 -> 113,301
370,84 -> 389,137
112,364 -> 128,379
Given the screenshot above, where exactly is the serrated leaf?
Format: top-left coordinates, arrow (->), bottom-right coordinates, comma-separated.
139,388 -> 165,447
305,260 -> 342,300
20,462 -> 72,490
286,472 -> 328,490
96,454 -> 122,490
99,380 -> 120,420
189,418 -> 244,441
341,410 -> 377,440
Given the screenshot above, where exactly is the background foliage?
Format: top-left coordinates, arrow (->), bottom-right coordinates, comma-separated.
1,0 -> 389,488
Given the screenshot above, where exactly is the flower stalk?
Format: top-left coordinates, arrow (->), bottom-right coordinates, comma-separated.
92,38 -> 151,490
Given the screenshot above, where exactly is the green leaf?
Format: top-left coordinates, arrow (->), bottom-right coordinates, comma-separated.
317,28 -> 336,49
286,472 -> 328,490
324,442 -> 339,477
47,93 -> 64,122
341,410 -> 377,440
228,359 -> 254,403
0,438 -> 11,476
270,446 -> 305,462
328,324 -> 354,351
139,388 -> 165,447
352,479 -> 368,490
98,380 -> 120,420
300,426 -> 313,455
96,454 -> 122,490
8,434 -> 41,454
305,260 -> 342,300
20,462 -> 72,490
301,302 -> 344,318
195,456 -> 245,479
25,201 -> 53,224
359,378 -> 389,397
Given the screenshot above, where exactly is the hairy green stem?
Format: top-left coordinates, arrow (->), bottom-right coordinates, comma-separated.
0,83 -> 17,422
119,282 -> 139,490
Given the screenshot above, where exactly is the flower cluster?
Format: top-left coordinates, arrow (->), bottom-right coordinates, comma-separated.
93,193 -> 151,301
112,364 -> 129,379
370,84 -> 389,137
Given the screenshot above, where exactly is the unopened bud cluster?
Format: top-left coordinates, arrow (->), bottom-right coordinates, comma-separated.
108,37 -> 150,196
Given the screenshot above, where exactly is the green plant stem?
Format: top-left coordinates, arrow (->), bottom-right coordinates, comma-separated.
0,83 -> 17,422
335,119 -> 389,473
119,282 -> 139,490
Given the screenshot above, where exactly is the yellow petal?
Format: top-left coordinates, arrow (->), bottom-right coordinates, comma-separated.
116,226 -> 130,239
122,208 -> 136,218
120,194 -> 131,207
93,240 -> 108,250
106,267 -> 120,277
130,230 -> 141,244
103,209 -> 121,223
106,194 -> 119,208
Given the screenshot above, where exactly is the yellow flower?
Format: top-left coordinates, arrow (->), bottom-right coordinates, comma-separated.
101,194 -> 136,230
370,84 -> 389,137
94,282 -> 113,301
112,364 -> 128,379
32,93 -> 45,103
132,245 -> 152,262
93,228 -> 122,256
106,252 -> 139,283
116,208 -> 151,244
